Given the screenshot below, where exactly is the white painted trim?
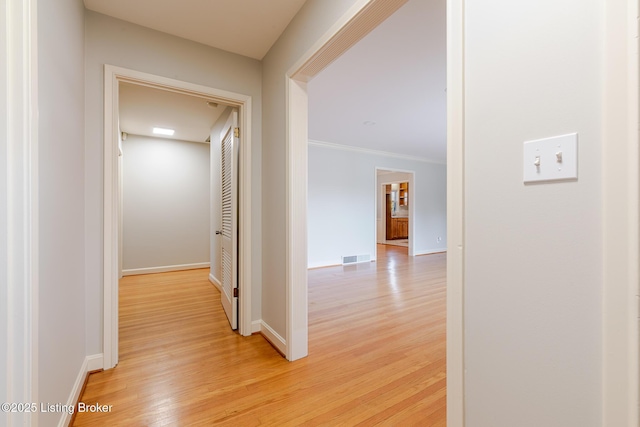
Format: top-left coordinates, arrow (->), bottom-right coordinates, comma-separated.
309,139 -> 444,164
414,249 -> 447,257
86,354 -> 104,372
57,354 -> 101,427
238,97 -> 253,340
602,0 -> 640,425
103,65 -> 254,370
209,273 -> 222,292
251,320 -> 262,334
260,320 -> 287,355
308,260 -> 358,269
288,0 -> 408,82
122,262 -> 210,276
4,0 -> 39,425
57,358 -> 88,427
308,261 -> 338,269
446,0 -> 465,425
286,77 -> 309,361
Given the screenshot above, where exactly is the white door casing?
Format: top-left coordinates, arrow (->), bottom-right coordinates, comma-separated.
284,0 -> 463,423
220,112 -> 239,329
103,65 -> 253,370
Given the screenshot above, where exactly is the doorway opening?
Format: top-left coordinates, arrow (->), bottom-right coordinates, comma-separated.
285,2 -> 462,422
376,168 -> 415,255
102,65 -> 253,369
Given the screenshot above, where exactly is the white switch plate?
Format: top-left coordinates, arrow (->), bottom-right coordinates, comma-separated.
523,133 -> 578,183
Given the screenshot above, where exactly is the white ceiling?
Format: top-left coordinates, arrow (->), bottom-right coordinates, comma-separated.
119,83 -> 228,143
106,0 -> 446,162
83,0 -> 307,60
308,0 -> 447,163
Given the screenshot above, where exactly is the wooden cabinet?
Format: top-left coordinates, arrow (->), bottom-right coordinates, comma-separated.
385,182 -> 409,240
390,217 -> 408,239
399,182 -> 409,206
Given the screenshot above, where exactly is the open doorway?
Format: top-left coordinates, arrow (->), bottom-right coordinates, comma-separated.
287,6 -> 463,421
117,82 -> 223,278
102,65 -> 254,369
376,169 -> 415,253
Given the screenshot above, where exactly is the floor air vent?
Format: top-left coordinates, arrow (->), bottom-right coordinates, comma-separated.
342,254 -> 371,265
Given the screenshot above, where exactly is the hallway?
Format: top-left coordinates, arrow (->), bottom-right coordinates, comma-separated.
74,245 -> 446,426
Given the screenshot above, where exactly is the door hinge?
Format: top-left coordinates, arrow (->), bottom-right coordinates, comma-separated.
234,127 -> 239,138
233,288 -> 239,298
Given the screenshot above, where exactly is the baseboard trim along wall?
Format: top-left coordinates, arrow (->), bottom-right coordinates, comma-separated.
259,320 -> 287,356
85,354 -> 103,372
414,249 -> 447,256
58,354 -> 103,427
208,273 -> 222,291
308,260 -> 343,269
122,262 -> 210,276
308,259 -> 376,269
251,320 -> 262,334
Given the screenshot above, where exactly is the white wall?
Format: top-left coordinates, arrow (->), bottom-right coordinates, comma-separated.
262,0 -> 363,341
84,11 -> 263,354
122,135 -> 210,273
38,0 -> 87,425
308,143 -> 446,268
464,0 -> 603,425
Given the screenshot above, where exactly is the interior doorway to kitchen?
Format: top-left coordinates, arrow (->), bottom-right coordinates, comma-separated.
376,168 -> 415,254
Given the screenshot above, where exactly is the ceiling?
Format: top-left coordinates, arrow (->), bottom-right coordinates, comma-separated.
308,0 -> 446,163
83,0 -> 307,60
105,0 -> 446,162
119,83 -> 228,143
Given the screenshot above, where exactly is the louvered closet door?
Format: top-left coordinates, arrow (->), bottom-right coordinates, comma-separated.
220,111 -> 238,329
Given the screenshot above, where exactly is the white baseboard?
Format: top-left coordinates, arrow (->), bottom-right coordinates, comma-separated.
86,353 -> 103,372
251,320 -> 262,334
308,259 -> 377,269
308,260 -> 342,269
414,248 -> 447,256
57,353 -> 103,427
208,273 -> 222,291
122,262 -> 210,276
259,320 -> 286,355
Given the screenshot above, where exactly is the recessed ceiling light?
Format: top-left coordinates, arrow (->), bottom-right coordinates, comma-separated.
363,120 -> 376,126
153,127 -> 175,136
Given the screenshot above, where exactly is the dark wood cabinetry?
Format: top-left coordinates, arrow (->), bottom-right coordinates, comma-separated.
390,217 -> 408,239
399,182 -> 409,206
385,182 -> 410,240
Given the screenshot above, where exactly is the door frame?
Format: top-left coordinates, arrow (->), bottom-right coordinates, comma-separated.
375,168 -> 416,256
602,0 -> 640,424
2,0 -> 40,424
103,65 -> 253,369
284,1 -> 464,424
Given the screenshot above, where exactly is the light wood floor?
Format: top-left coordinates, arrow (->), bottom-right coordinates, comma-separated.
74,245 -> 446,426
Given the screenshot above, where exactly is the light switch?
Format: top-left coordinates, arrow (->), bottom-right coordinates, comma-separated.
523,133 -> 578,183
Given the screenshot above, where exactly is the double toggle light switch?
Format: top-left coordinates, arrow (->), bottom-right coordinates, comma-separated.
524,133 -> 578,183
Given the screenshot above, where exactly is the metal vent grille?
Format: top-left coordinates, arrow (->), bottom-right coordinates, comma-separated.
342,254 -> 371,265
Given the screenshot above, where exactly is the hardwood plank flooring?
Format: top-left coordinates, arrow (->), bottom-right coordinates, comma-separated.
74,245 -> 446,426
